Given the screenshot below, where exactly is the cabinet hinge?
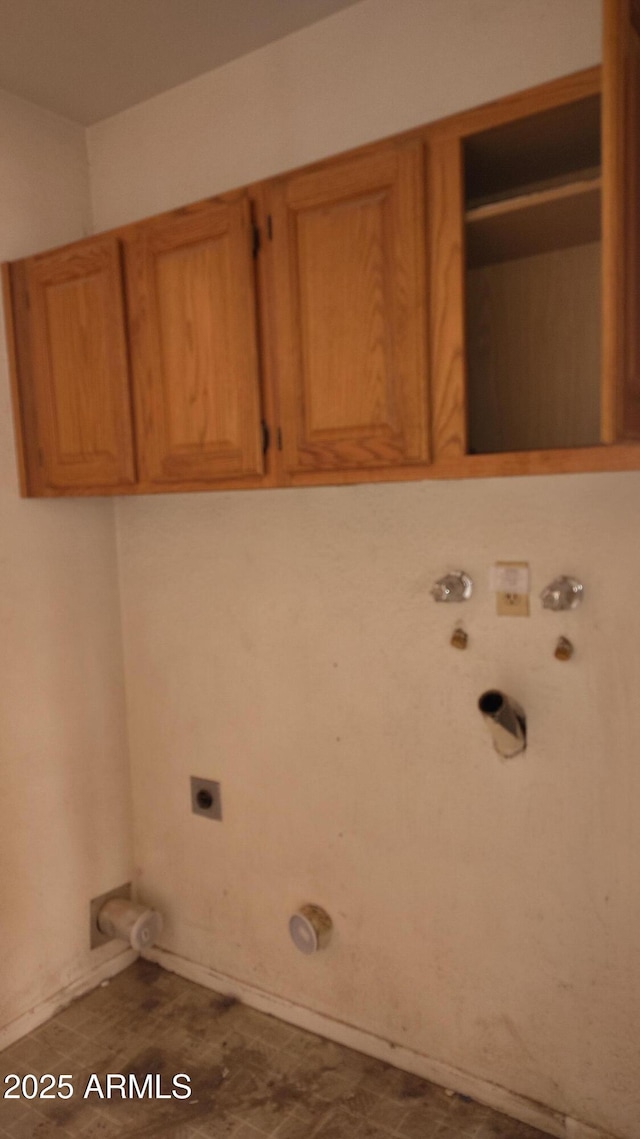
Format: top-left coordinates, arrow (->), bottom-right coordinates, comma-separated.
37,446 -> 44,467
277,427 -> 283,451
267,215 -> 273,240
252,223 -> 261,258
261,420 -> 270,454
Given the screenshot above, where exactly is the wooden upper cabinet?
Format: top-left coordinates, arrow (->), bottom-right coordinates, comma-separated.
6,18 -> 640,499
124,195 -> 264,486
267,143 -> 429,478
7,236 -> 135,493
602,0 -> 640,440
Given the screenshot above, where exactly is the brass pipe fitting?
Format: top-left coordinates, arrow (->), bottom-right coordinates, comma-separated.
554,636 -> 574,661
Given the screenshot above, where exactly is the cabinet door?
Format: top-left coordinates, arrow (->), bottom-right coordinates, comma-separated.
603,0 -> 640,439
268,143 -> 429,477
18,236 -> 135,492
125,196 -> 263,486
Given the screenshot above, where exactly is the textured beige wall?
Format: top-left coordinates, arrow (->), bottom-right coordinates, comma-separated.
88,2 -> 640,1137
116,478 -> 640,1138
88,0 -> 602,226
0,91 -> 132,1036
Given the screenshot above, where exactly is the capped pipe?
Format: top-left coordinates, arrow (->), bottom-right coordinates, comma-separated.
97,897 -> 163,952
289,905 -> 332,954
478,690 -> 526,758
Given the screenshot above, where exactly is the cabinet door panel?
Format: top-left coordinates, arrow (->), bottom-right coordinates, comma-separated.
126,197 -> 263,485
603,0 -> 640,439
270,144 -> 429,474
25,237 -> 135,490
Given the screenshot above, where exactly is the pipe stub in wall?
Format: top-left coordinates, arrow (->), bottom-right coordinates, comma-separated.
478,690 -> 505,716
478,689 -> 526,758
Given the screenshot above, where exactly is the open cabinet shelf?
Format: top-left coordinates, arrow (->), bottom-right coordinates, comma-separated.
462,90 -> 604,454
466,170 -> 601,266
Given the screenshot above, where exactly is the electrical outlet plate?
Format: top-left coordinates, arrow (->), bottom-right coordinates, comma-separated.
190,777 -> 222,821
90,882 -> 131,949
496,591 -> 530,616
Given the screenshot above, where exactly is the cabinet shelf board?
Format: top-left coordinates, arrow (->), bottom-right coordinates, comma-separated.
466,165 -> 600,211
465,176 -> 601,267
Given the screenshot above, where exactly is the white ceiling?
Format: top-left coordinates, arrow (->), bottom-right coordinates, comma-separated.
0,0 -> 363,125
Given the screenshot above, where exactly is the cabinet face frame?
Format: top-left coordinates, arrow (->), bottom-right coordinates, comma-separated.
602,0 -> 640,441
427,134 -> 467,463
3,262 -> 40,495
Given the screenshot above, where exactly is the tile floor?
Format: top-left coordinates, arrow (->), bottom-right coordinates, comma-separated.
0,961 -> 554,1139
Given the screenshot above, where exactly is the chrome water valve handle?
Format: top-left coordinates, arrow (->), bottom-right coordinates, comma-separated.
540,576 -> 584,611
431,571 -> 473,603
